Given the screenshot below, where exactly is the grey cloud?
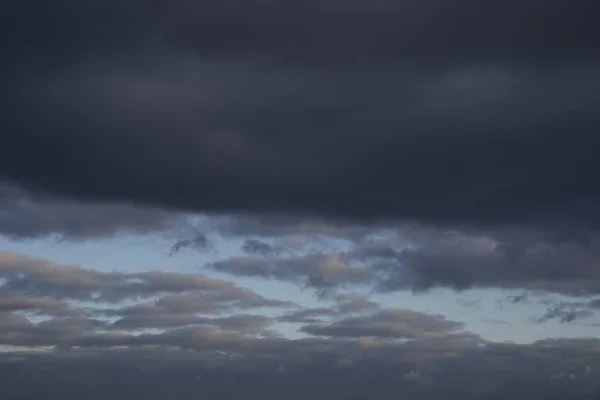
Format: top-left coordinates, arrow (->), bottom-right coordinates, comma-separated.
507,293 -> 530,304
206,253 -> 373,289
535,306 -> 594,324
0,251 -> 293,312
0,251 -> 297,344
112,313 -> 201,330
195,221 -> 600,297
111,313 -> 273,335
0,251 -> 126,301
106,290 -> 291,331
278,293 -> 379,323
211,216 -> 375,242
0,291 -> 65,313
278,308 -> 337,323
168,237 -> 209,256
300,308 -> 468,340
332,293 -> 380,314
242,239 -> 274,256
368,227 -> 600,296
200,314 -> 274,335
200,222 -> 600,297
153,290 -> 294,311
0,312 -> 106,347
168,225 -> 211,256
0,291 -> 86,318
530,297 -> 600,324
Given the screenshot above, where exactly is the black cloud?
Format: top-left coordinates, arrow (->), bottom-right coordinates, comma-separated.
151,0 -> 600,64
0,185 -> 181,240
1,0 -> 600,230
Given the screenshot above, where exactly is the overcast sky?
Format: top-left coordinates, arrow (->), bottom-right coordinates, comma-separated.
1,1 -> 600,398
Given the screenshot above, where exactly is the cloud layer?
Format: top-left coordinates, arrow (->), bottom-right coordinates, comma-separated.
2,0 -> 600,229
2,1 -> 600,398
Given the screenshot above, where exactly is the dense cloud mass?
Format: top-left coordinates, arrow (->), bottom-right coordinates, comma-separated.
2,0 -> 600,398
0,185 -> 182,240
1,0 -> 600,228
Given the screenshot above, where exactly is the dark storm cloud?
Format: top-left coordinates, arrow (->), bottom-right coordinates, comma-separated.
5,62 -> 600,229
154,0 -> 600,64
5,1 -> 599,70
0,185 -> 182,240
2,0 -> 600,230
354,226 -> 600,296
196,222 -> 600,296
1,0 -> 152,74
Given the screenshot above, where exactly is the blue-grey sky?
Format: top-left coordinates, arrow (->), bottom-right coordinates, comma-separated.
1,228 -> 597,344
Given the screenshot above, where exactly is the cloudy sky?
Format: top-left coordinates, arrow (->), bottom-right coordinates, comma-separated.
2,0 -> 600,398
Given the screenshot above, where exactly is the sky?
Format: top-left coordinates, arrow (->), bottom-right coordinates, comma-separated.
1,0 -> 600,399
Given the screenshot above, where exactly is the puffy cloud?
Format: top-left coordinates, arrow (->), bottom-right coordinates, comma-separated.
111,313 -> 274,335
0,250 -> 294,339
0,312 -> 106,347
330,293 -> 380,314
206,253 -> 373,289
0,252 -> 596,398
0,251 -> 290,303
300,308 -> 470,340
278,293 -> 379,323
